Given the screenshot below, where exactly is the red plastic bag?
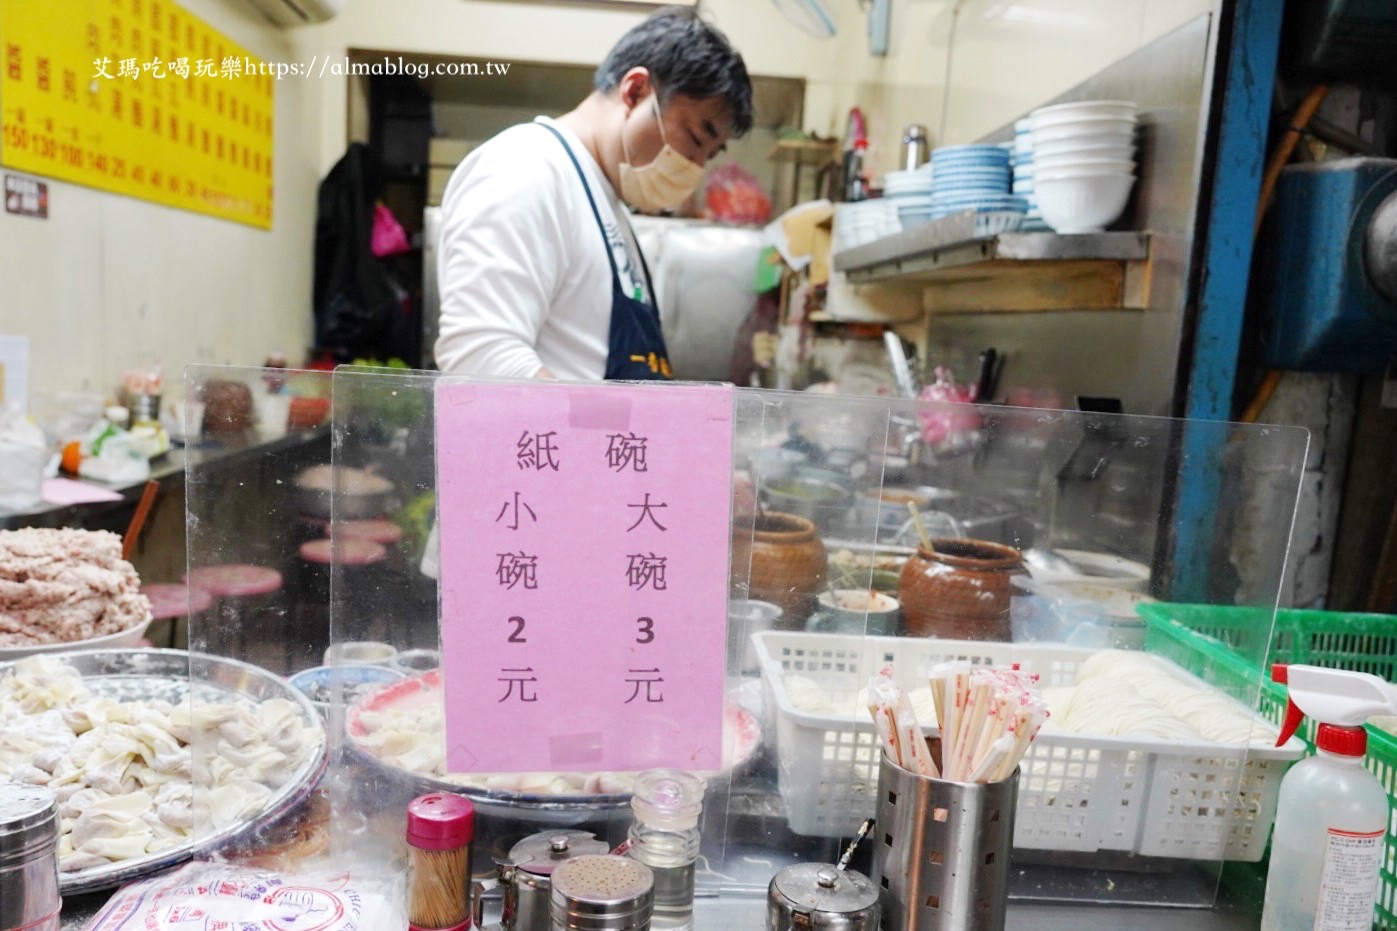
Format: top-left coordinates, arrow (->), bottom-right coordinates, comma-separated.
704,163 -> 773,225
370,202 -> 410,258
917,366 -> 982,447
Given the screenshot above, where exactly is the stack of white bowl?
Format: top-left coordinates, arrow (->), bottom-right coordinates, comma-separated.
1028,100 -> 1137,234
883,168 -> 937,230
834,199 -> 901,251
926,144 -> 1027,236
1011,118 -> 1050,231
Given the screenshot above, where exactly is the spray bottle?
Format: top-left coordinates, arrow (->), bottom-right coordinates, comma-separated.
1260,663 -> 1397,931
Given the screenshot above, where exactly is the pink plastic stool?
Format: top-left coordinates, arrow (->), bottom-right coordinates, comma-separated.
296,539 -> 390,665
299,538 -> 388,565
142,583 -> 214,620
185,564 -> 283,598
329,519 -> 404,547
183,564 -> 286,667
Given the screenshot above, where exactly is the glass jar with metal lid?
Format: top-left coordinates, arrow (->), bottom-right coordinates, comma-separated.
501,831 -> 613,931
549,854 -> 654,931
0,785 -> 61,931
767,863 -> 880,931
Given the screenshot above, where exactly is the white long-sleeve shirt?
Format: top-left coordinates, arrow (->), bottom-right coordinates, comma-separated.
434,116 -> 650,380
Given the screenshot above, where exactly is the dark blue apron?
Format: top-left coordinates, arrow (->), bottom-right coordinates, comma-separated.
540,122 -> 673,381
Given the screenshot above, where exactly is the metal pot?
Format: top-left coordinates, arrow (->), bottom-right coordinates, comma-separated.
501,831 -> 612,931
291,485 -> 391,519
767,863 -> 879,931
761,477 -> 852,528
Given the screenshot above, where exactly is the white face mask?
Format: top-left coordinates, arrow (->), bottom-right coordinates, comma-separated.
619,95 -> 705,213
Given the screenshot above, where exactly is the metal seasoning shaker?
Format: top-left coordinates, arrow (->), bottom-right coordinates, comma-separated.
767,864 -> 880,931
550,855 -> 654,931
901,124 -> 930,171
0,785 -> 61,931
502,831 -> 612,931
624,770 -> 704,931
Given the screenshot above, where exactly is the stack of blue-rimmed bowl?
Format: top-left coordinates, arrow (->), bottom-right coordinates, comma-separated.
1012,119 -> 1049,231
883,169 -> 936,229
928,144 -> 1027,233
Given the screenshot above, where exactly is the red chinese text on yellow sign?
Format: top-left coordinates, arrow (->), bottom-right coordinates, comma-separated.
0,0 -> 274,229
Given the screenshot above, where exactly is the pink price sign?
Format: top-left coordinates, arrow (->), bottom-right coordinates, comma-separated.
434,381 -> 734,774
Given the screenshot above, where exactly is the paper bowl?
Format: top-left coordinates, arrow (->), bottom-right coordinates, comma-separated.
0,614 -> 153,661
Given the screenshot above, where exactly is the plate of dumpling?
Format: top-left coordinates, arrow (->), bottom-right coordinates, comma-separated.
0,650 -> 327,894
346,670 -> 761,819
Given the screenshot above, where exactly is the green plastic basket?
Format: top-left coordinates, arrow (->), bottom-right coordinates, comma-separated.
1140,602 -> 1397,928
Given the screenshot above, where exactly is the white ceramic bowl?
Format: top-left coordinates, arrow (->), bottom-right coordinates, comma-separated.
1031,99 -> 1137,125
0,615 -> 153,661
1035,174 -> 1135,234
1032,137 -> 1135,159
1033,155 -> 1135,173
1034,166 -> 1136,182
1031,118 -> 1136,145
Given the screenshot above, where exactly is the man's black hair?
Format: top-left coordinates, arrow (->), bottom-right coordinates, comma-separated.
595,6 -> 754,137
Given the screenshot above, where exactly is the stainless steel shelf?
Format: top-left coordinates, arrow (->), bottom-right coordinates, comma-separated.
834,222 -> 1150,285
831,218 -> 1153,313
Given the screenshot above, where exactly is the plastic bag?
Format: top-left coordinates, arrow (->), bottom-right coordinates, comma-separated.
76,421 -> 150,484
917,365 -> 982,448
704,163 -> 773,225
85,861 -> 403,930
370,201 -> 410,258
0,405 -> 47,513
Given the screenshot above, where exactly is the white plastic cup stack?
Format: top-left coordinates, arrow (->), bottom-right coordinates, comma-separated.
1028,100 -> 1138,234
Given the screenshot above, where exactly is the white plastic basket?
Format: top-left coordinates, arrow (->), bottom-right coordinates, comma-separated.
754,631 -> 1305,861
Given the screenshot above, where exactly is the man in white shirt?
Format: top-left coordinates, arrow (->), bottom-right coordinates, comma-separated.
434,7 -> 753,383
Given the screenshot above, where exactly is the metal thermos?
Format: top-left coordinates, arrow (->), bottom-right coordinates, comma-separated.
549,855 -> 654,931
767,863 -> 880,931
502,831 -> 612,931
901,124 -> 930,171
0,786 -> 61,931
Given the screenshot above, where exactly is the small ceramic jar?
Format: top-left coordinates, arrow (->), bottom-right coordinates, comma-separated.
898,538 -> 1026,640
731,512 -> 827,628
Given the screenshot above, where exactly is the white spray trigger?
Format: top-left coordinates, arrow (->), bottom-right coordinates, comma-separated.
1285,665 -> 1397,727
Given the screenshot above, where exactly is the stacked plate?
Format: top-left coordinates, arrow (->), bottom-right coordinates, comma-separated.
927,144 -> 1026,233
882,169 -> 936,230
1012,118 -> 1050,231
1028,99 -> 1138,233
834,198 -> 901,251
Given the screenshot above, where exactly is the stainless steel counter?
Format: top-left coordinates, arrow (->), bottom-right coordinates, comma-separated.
0,425 -> 330,530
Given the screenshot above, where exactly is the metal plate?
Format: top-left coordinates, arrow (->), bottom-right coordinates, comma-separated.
345,671 -> 760,821
0,649 -> 328,895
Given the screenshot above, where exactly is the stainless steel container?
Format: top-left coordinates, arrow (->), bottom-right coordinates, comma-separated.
0,785 -> 61,931
549,855 -> 654,931
767,863 -> 880,931
901,124 -> 930,171
872,756 -> 1018,931
503,831 -> 612,931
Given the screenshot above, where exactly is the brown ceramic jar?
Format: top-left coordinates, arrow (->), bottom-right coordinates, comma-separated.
731,512 -> 827,628
898,538 -> 1026,640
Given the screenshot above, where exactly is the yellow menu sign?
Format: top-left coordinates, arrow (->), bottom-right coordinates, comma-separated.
0,0 -> 273,228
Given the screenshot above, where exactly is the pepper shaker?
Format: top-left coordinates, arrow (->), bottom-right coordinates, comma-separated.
550,855 -> 654,931
767,863 -> 880,931
0,785 -> 61,931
